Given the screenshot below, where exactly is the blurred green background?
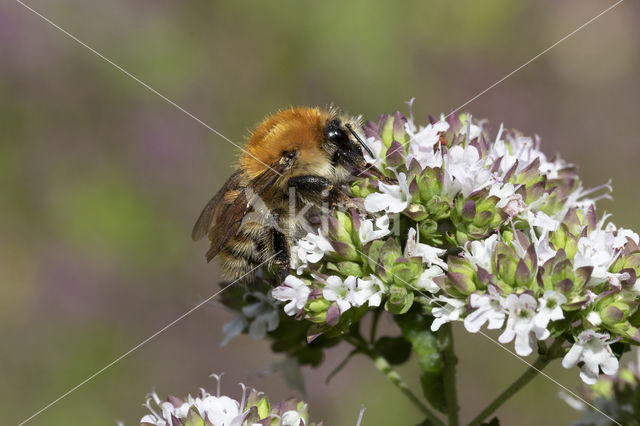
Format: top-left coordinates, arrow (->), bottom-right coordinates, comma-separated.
2,0 -> 639,424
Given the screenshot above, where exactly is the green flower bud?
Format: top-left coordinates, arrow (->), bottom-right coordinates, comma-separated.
350,178 -> 376,198
515,157 -> 544,187
328,211 -> 354,242
255,397 -> 270,419
366,239 -> 386,272
597,291 -> 639,327
445,256 -> 477,296
492,242 -> 520,287
405,203 -> 429,221
380,114 -> 395,148
306,298 -> 331,324
379,238 -> 403,274
385,284 -> 414,314
326,261 -> 363,277
391,257 -> 423,287
386,140 -> 406,167
418,167 -> 443,202
328,240 -> 359,262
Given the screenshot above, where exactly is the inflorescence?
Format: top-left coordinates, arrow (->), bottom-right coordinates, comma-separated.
223,102 -> 640,386
137,375 -> 317,426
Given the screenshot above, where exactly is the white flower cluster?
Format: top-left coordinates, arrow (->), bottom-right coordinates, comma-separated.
233,106 -> 640,386
272,213 -> 449,318
273,214 -> 400,315
221,290 -> 281,346
139,379 -> 310,426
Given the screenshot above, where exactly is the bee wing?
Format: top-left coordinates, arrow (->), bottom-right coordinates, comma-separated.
200,162 -> 287,262
191,170 -> 244,241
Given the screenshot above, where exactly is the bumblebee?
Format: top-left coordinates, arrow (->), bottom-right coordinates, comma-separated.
192,107 -> 385,283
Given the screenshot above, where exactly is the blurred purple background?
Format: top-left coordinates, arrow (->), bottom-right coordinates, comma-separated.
2,0 -> 639,424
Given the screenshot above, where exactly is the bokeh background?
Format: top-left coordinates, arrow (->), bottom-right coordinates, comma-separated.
2,0 -> 639,424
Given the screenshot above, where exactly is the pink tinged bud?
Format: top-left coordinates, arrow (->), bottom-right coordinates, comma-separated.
462,200 -> 476,220
325,303 -> 340,326
600,305 -> 624,325
385,140 -> 405,167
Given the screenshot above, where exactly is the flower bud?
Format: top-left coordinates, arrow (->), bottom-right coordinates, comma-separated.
445,256 -> 477,296
385,284 -> 414,314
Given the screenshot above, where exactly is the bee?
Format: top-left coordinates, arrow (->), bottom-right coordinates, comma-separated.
192,107 -> 387,283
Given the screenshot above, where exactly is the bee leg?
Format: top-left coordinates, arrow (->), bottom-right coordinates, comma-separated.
288,175 -> 356,208
270,225 -> 290,284
327,186 -> 358,209
288,175 -> 332,200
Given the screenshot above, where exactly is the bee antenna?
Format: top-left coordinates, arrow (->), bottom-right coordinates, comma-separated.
345,123 -> 375,158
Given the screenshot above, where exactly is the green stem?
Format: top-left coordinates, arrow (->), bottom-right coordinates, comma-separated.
326,349 -> 357,384
370,309 -> 381,343
439,323 -> 459,426
345,333 -> 445,426
371,352 -> 446,426
467,339 -> 564,426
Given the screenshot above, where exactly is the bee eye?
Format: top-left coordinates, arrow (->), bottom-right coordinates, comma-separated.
283,150 -> 296,159
326,120 -> 348,144
327,129 -> 343,140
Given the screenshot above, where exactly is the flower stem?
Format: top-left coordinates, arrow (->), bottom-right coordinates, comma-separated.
370,353 -> 446,426
370,309 -> 382,343
345,333 -> 445,426
439,323 -> 459,426
466,339 -> 564,426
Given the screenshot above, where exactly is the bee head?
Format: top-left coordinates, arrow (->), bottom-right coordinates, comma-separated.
240,107 -> 374,179
324,118 -> 372,169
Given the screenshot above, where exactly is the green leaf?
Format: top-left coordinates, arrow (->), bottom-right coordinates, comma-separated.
420,371 -> 447,413
395,308 -> 446,412
374,336 -> 412,365
183,409 -> 205,426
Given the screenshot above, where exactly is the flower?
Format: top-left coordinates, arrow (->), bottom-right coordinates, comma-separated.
415,265 -> 444,293
141,392 -> 244,426
138,380 -> 317,426
358,214 -> 391,245
296,231 -> 334,264
322,275 -> 357,314
352,275 -> 385,307
586,311 -> 602,327
405,117 -> 448,169
498,293 -> 550,356
464,287 -> 506,333
442,144 -> 492,198
430,296 -> 466,331
489,183 -> 524,213
562,330 -> 619,384
404,227 -> 447,269
221,314 -> 248,347
533,290 -> 566,329
526,210 -> 560,234
241,291 -> 280,340
363,136 -> 384,168
364,172 -> 411,213
573,220 -> 626,285
198,395 -> 242,425
282,409 -> 306,426
462,234 -> 499,271
272,276 -> 311,316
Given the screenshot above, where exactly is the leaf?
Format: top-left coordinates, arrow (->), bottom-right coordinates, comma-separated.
264,358 -> 306,395
374,336 -> 412,365
420,371 -> 447,414
183,410 -> 205,426
395,308 -> 447,412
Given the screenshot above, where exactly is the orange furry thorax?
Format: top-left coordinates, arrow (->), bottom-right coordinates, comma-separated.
239,107 -> 333,178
